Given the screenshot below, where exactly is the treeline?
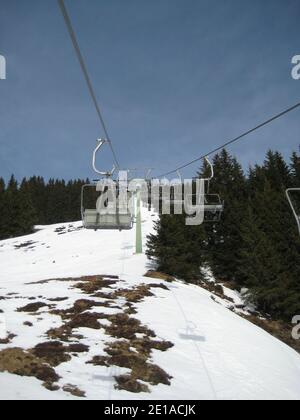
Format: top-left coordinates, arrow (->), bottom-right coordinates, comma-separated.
147,149 -> 300,322
0,176 -> 87,240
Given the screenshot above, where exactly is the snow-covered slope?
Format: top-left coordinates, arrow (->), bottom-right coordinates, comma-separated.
0,207 -> 300,400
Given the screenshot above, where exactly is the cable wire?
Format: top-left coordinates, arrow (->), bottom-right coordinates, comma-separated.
157,101 -> 300,178
57,0 -> 120,169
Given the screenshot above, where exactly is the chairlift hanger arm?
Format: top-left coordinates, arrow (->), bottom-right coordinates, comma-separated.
204,156 -> 214,181
286,188 -> 300,235
92,139 -> 116,177
176,170 -> 182,181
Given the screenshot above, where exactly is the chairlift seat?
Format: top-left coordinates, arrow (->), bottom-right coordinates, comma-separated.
83,209 -> 133,230
204,204 -> 223,212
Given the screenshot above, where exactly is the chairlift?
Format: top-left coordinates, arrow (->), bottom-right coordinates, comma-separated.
286,188 -> 300,235
202,194 -> 224,222
81,139 -> 134,231
160,157 -> 224,221
200,156 -> 224,221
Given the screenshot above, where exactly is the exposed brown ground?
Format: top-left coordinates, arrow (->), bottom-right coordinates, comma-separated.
144,270 -> 175,283
0,275 -> 174,396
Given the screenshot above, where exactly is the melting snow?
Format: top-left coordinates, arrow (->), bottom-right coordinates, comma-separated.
0,207 -> 300,400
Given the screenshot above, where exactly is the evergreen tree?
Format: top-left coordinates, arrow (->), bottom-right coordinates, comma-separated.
147,213 -> 206,282
237,157 -> 300,320
146,147 -> 300,322
0,178 -> 5,194
22,176 -> 47,224
0,178 -> 6,239
263,150 -> 291,190
290,150 -> 300,185
237,205 -> 281,293
0,175 -> 36,239
203,149 -> 248,282
0,147 -> 298,323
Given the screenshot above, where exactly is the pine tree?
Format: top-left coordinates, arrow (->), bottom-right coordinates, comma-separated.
263,150 -> 291,190
237,155 -> 300,320
290,150 -> 300,185
0,178 -> 6,239
17,180 -> 38,235
0,178 -> 5,194
147,213 -> 207,282
0,175 -> 36,239
22,176 -> 47,224
203,149 -> 248,282
147,147 -> 300,321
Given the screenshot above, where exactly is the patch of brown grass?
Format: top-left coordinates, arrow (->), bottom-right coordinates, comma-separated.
144,271 -> 175,283
31,341 -> 89,368
115,374 -> 149,393
200,281 -> 235,303
88,338 -> 172,393
124,303 -> 138,315
31,341 -> 72,366
131,337 -> 174,355
48,297 -> 69,302
74,276 -> 117,294
87,355 -> 108,367
50,299 -> 100,319
47,311 -> 105,341
92,291 -> 115,299
47,325 -> 74,342
0,348 -> 60,386
148,283 -> 169,291
133,362 -> 172,386
26,278 -> 77,285
105,313 -> 155,340
26,275 -> 119,286
0,333 -> 16,345
63,384 -> 86,398
111,284 -> 156,304
17,302 -> 48,313
68,312 -> 105,330
23,274 -> 175,394
68,343 -> 89,353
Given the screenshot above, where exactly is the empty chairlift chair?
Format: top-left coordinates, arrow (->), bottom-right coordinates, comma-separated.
202,194 -> 224,222
81,139 -> 134,231
176,157 -> 224,221
159,157 -> 223,221
200,157 -> 224,221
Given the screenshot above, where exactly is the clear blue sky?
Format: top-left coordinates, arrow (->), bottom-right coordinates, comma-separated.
0,0 -> 299,181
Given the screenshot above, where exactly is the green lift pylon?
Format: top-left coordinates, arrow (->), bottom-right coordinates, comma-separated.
135,188 -> 143,254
